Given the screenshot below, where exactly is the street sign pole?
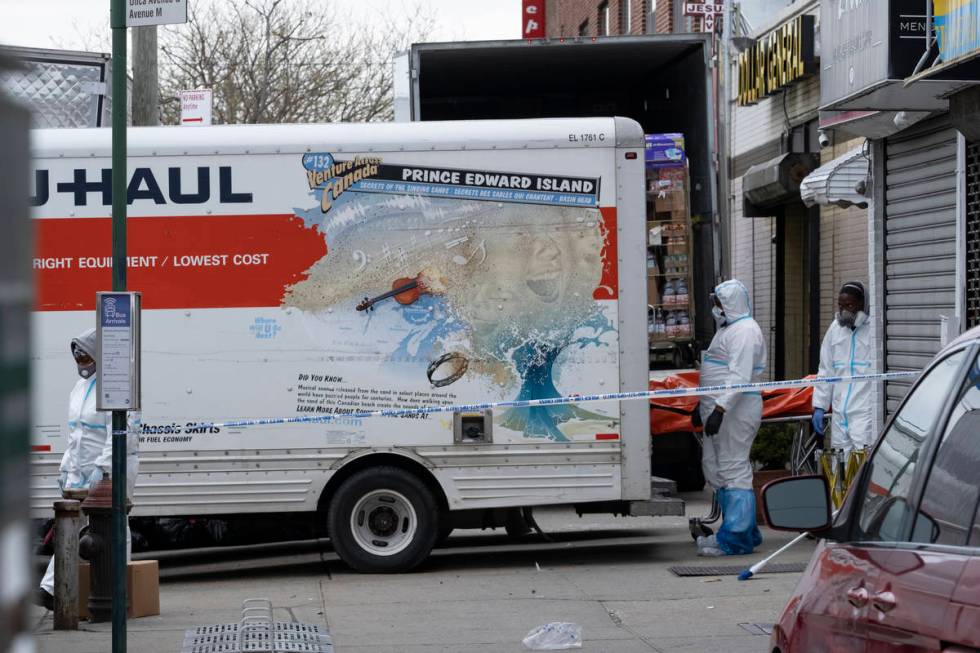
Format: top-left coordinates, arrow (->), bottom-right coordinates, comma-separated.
109,0 -> 128,651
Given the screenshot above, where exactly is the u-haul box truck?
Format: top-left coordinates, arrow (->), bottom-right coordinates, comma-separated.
30,117 -> 681,571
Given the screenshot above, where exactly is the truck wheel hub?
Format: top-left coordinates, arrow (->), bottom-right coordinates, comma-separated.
349,489 -> 419,556
369,506 -> 397,536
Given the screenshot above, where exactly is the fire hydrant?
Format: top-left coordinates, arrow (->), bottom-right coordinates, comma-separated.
79,477 -> 129,623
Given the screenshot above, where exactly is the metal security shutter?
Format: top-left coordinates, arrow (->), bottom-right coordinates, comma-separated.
967,141 -> 980,328
884,117 -> 958,412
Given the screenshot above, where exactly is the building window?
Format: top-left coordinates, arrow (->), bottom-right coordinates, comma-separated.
966,141 -> 980,328
579,19 -> 590,36
599,2 -> 611,35
620,0 -> 632,33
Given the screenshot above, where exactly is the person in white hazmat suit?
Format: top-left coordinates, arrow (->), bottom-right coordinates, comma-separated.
692,280 -> 767,556
36,328 -> 139,610
811,281 -> 873,453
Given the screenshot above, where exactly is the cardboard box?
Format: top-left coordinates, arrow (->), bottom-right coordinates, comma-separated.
77,560 -> 160,619
654,191 -> 685,213
128,560 -> 160,618
644,133 -> 686,169
658,166 -> 687,186
647,277 -> 660,306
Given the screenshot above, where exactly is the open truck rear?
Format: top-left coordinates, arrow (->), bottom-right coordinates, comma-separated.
395,35 -> 720,345
394,36 -> 722,490
29,117 -> 682,572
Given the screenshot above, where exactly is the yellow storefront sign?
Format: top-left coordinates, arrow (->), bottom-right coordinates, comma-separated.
737,14 -> 816,106
934,0 -> 980,63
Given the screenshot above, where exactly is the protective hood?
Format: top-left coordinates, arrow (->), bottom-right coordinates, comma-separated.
71,328 -> 97,359
714,279 -> 752,324
840,280 -> 866,306
841,280 -> 868,314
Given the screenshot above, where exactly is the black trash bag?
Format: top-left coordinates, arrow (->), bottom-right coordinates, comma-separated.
34,518 -> 55,556
154,517 -> 207,549
142,517 -> 230,550
129,521 -> 151,553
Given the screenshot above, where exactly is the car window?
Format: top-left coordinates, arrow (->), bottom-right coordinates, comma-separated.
855,349 -> 968,542
911,355 -> 980,547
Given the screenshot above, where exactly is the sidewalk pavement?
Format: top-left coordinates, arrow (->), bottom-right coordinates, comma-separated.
30,491 -> 815,652
30,568 -> 330,653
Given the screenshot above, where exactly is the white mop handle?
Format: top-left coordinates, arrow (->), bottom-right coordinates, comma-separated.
747,531 -> 809,575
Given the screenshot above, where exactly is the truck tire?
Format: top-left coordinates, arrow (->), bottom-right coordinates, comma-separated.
504,509 -> 531,538
327,466 -> 439,573
436,524 -> 454,546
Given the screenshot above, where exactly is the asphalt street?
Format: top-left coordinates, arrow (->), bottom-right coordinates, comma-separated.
30,490 -> 817,652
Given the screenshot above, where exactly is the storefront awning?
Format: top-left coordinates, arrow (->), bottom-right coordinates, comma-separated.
799,148 -> 869,209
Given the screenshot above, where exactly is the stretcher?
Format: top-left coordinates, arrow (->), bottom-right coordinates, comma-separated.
648,372 -> 827,539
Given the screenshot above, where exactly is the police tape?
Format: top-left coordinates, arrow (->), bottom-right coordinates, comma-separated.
206,370 -> 920,430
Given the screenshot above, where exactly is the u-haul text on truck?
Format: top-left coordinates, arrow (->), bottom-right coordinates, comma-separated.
29,118 -> 676,571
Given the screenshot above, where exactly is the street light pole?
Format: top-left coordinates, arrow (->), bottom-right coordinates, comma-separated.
109,0 -> 128,651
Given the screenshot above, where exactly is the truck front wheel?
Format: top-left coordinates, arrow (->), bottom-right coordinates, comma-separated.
327,466 -> 439,572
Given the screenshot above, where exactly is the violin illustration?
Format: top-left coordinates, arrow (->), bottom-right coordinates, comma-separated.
356,269 -> 445,312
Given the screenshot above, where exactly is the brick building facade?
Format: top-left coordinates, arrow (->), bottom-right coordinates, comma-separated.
543,0 -> 651,37
542,0 -> 708,37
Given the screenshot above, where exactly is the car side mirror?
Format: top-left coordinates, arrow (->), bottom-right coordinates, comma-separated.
762,475 -> 833,532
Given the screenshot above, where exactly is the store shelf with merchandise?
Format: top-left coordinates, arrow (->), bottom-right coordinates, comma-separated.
644,135 -> 695,363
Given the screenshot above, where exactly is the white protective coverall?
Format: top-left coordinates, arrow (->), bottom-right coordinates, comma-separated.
812,312 -> 873,453
698,280 -> 768,490
697,280 -> 767,555
41,329 -> 139,596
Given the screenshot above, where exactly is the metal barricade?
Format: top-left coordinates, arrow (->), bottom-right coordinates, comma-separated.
182,598 -> 332,653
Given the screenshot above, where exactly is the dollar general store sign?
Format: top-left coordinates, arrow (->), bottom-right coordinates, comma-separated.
737,14 -> 816,106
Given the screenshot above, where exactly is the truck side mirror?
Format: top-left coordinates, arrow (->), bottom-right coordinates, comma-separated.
762,475 -> 833,532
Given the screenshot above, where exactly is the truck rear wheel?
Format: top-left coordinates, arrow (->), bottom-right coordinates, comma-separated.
327,466 -> 439,572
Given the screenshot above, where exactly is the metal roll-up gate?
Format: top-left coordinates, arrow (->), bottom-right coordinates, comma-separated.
883,117 -> 958,413
967,141 -> 980,329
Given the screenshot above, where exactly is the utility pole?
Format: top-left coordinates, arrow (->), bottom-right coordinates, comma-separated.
132,26 -> 159,126
716,0 -> 733,280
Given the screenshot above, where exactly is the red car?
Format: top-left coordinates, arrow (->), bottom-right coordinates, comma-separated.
762,328 -> 980,652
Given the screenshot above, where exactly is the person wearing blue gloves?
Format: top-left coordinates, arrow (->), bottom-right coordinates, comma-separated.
692,280 -> 767,557
811,281 -> 873,454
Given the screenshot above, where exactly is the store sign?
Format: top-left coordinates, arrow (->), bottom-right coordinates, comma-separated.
685,1 -> 724,33
684,2 -> 725,14
821,0 -> 932,110
737,15 -> 816,106
936,0 -> 980,63
522,0 -> 546,38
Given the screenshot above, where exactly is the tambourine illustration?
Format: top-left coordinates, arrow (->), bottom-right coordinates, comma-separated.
426,352 -> 469,388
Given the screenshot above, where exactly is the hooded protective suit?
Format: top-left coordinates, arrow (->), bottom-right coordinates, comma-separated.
698,280 -> 767,555
41,328 -> 139,597
812,283 -> 873,453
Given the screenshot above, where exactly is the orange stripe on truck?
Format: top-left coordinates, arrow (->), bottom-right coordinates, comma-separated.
33,214 -> 327,311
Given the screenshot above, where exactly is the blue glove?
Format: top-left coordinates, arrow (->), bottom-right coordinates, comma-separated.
812,408 -> 826,435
